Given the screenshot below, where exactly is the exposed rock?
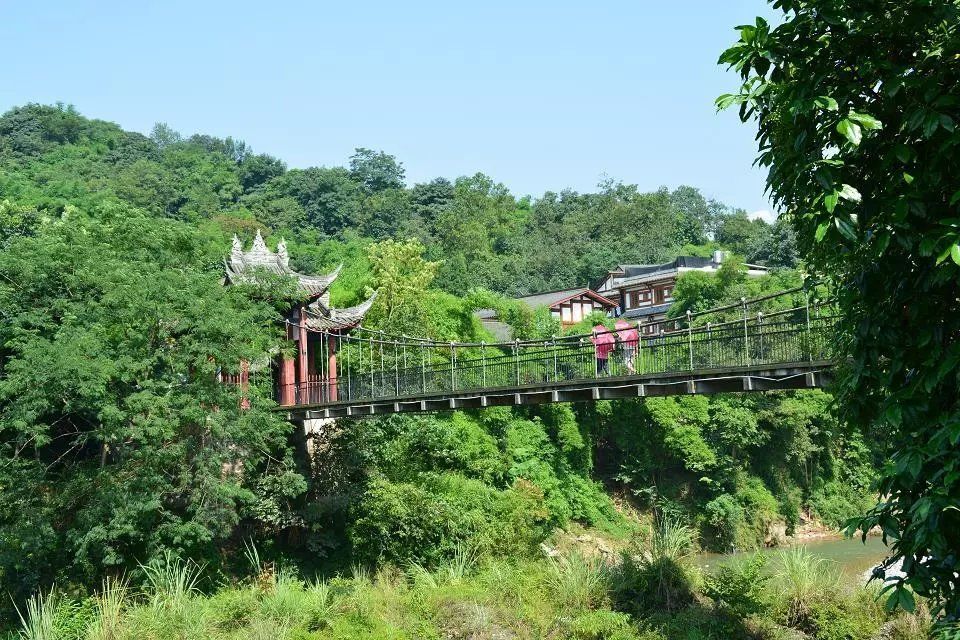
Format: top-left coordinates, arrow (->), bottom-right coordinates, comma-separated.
765,521 -> 788,547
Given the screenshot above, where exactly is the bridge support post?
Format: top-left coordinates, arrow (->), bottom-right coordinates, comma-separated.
421,340 -> 427,394
514,339 -> 521,386
741,297 -> 750,366
481,342 -> 487,388
450,342 -> 456,391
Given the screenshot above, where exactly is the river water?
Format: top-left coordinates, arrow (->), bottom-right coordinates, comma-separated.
698,535 -> 890,579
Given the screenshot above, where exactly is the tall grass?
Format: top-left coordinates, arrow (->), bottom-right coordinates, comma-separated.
14,589 -> 59,640
260,568 -> 309,625
86,576 -> 128,640
545,552 -> 611,611
304,579 -> 336,631
613,517 -> 698,614
649,517 -> 695,564
407,543 -> 478,589
140,550 -> 204,608
243,538 -> 264,577
775,546 -> 839,626
643,517 -> 697,613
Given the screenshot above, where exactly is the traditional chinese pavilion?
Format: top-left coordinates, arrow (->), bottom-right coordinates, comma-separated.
225,230 -> 375,406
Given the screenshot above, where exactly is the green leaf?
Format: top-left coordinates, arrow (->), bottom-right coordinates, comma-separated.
875,231 -> 891,255
935,241 -> 958,265
835,216 -> 857,242
814,96 -> 839,111
815,222 -> 830,242
848,111 -> 883,130
824,191 -> 839,213
894,144 -> 911,163
839,184 -> 861,202
837,119 -> 862,145
950,190 -> 960,206
894,587 -> 916,613
951,244 -> 960,266
903,173 -> 914,184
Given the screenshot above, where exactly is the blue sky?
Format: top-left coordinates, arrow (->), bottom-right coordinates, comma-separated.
1,1 -> 779,217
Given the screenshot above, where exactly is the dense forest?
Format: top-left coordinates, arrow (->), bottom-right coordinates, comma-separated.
0,104 -> 916,638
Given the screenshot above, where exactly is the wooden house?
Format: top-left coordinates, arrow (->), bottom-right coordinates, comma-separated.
476,287 -> 617,340
594,252 -> 769,334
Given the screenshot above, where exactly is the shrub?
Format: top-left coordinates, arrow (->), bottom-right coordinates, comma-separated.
349,477 -> 454,565
350,473 -> 551,566
807,592 -> 883,640
736,474 -> 782,548
703,493 -> 746,550
809,480 -> 875,529
207,586 -> 259,630
703,553 -> 770,618
569,609 -> 639,640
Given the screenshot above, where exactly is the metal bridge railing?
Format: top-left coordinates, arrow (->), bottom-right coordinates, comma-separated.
275,294 -> 836,408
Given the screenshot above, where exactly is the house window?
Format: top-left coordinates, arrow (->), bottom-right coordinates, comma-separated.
631,290 -> 651,307
655,286 -> 673,303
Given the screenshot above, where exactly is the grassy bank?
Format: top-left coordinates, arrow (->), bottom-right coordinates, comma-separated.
9,527 -> 930,640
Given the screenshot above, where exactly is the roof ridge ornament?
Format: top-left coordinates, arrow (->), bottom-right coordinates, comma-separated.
252,228 -> 268,253
277,238 -> 289,268
231,234 -> 243,259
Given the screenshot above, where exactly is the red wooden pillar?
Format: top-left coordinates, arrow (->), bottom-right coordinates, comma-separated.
279,356 -> 295,405
297,305 -> 309,403
327,333 -> 338,401
279,315 -> 297,406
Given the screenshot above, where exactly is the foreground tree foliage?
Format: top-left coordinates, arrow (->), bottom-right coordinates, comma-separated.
0,209 -> 304,601
720,0 -> 960,620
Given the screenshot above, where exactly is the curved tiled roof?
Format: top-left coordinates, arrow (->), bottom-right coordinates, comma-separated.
224,230 -> 341,298
305,292 -> 377,331
225,231 -> 373,331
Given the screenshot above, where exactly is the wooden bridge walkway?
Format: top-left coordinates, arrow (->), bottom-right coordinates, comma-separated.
278,292 -> 836,420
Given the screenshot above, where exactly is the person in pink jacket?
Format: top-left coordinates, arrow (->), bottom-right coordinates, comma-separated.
615,319 -> 639,374
591,324 -> 615,375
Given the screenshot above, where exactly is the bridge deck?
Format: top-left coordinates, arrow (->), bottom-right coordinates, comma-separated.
283,360 -> 833,420
276,307 -> 836,419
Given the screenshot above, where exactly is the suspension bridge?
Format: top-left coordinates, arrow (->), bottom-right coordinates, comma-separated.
276,288 -> 836,421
